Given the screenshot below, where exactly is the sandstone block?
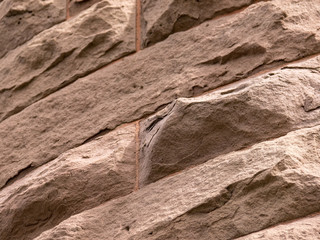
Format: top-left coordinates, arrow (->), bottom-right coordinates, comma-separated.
235,214 -> 320,240
35,126 -> 320,239
139,62 -> 320,185
69,0 -> 102,17
0,0 -> 66,58
0,0 -> 136,122
141,0 -> 258,47
0,124 -> 136,240
1,0 -> 320,189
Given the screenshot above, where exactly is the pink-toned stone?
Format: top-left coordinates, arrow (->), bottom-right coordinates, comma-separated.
69,0 -> 102,17
138,58 -> 320,186
141,0 -> 261,47
0,0 -> 136,123
0,0 -> 66,58
35,125 -> 320,239
1,0 -> 320,190
236,214 -> 320,240
0,124 -> 136,240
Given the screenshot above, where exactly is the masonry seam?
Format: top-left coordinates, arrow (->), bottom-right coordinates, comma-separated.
136,0 -> 142,51
66,0 -> 70,20
135,120 -> 140,191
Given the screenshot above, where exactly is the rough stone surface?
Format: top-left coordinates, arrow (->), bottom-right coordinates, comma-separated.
139,64 -> 320,185
235,214 -> 320,240
0,0 -> 66,58
69,0 -> 102,17
0,124 -> 136,240
1,0 -> 320,189
1,0 -> 320,238
35,126 -> 320,240
141,0 -> 259,47
0,0 -> 135,122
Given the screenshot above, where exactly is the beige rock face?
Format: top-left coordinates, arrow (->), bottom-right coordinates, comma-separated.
139,64 -> 320,185
35,126 -> 320,240
0,0 -> 135,123
1,0 -> 320,189
1,0 -> 320,238
69,0 -> 102,17
0,0 -> 66,58
0,124 -> 136,240
235,214 -> 320,240
141,0 -> 258,47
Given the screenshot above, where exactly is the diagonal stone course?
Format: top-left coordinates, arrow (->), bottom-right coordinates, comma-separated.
0,0 -> 66,58
0,124 -> 136,240
0,0 -> 136,123
34,125 -> 320,240
141,0 -> 264,47
1,0 -> 320,190
235,213 -> 320,240
139,61 -> 320,185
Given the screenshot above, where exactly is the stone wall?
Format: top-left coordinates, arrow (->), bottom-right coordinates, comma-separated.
1,0 -> 320,239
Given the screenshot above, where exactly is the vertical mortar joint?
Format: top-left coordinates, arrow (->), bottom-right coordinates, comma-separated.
134,120 -> 141,191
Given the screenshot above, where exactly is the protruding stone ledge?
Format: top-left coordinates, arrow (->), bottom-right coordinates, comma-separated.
0,124 -> 136,240
1,0 -> 320,190
0,0 -> 66,58
34,125 -> 320,239
0,0 -> 136,122
141,0 -> 262,48
235,213 -> 320,240
139,61 -> 320,186
69,0 -> 102,17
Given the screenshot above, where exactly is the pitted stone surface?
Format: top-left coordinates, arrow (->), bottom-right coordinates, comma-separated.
69,0 -> 102,17
1,0 -> 320,190
0,124 -> 136,240
141,0 -> 261,47
235,214 -> 320,240
0,0 -> 66,58
35,126 -> 320,240
0,0 -> 136,123
139,62 -> 320,185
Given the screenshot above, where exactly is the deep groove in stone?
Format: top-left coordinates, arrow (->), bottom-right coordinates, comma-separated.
4,164 -> 34,188
82,128 -> 111,144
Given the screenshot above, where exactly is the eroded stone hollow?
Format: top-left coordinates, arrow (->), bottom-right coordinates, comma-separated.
1,0 -> 320,239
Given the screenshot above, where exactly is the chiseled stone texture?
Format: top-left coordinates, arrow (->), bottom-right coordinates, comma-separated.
139,63 -> 320,185
0,0 -> 66,58
141,0 -> 260,47
35,126 -> 320,240
0,0 -> 135,122
235,214 -> 320,240
0,0 -> 320,189
69,0 -> 102,17
0,124 -> 136,240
